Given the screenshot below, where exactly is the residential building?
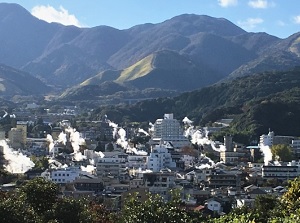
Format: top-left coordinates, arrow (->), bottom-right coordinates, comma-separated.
262,163 -> 300,180
42,166 -> 82,184
16,121 -> 27,146
291,139 -> 300,159
96,152 -> 128,184
260,130 -> 295,147
8,128 -> 23,148
74,177 -> 104,193
207,171 -> 241,190
146,144 -> 176,172
143,172 -> 176,200
150,113 -> 190,149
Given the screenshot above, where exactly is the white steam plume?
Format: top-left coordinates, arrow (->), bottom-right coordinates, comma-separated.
138,128 -> 149,136
116,128 -> 128,149
260,145 -> 272,165
1,140 -> 35,173
57,131 -> 67,145
182,117 -> 193,126
81,165 -> 96,174
46,134 -> 54,155
65,127 -> 86,161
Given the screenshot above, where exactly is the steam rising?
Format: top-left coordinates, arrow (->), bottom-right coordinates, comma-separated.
1,140 -> 35,173
260,145 -> 272,165
65,127 -> 86,161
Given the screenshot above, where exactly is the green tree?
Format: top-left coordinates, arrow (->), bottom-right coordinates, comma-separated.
20,177 -> 58,215
271,144 -> 293,162
281,177 -> 300,213
47,198 -> 93,223
30,156 -> 49,171
119,189 -> 200,223
0,192 -> 41,223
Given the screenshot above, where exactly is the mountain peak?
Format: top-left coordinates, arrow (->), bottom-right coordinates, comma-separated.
0,3 -> 32,21
161,13 -> 246,37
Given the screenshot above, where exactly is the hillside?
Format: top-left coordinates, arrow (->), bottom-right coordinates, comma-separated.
0,3 -> 292,92
0,64 -> 51,97
60,50 -> 221,100
91,67 -> 300,141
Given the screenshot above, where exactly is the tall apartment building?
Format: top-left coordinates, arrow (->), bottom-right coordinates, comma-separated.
8,128 -> 23,148
150,113 -> 189,149
16,121 -> 27,147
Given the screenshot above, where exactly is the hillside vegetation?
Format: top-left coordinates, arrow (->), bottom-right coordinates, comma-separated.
92,67 -> 300,142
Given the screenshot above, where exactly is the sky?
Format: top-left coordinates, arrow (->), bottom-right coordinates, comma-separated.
2,0 -> 300,38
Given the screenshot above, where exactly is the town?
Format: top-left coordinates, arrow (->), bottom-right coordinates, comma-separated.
1,104 -> 299,217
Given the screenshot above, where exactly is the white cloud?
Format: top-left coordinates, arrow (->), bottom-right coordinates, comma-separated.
277,20 -> 286,26
248,0 -> 275,9
31,5 -> 82,27
293,15 -> 300,24
237,17 -> 264,30
218,0 -> 238,7
248,0 -> 267,8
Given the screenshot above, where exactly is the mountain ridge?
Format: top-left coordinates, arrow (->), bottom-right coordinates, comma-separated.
0,3 -> 299,97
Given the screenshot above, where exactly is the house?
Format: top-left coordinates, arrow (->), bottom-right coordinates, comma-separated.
143,171 -> 176,200
206,198 -> 223,214
74,177 -> 104,193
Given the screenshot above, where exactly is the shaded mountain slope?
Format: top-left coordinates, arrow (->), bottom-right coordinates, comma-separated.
0,64 -> 51,97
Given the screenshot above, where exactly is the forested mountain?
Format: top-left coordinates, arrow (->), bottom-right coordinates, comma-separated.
91,67 -> 300,141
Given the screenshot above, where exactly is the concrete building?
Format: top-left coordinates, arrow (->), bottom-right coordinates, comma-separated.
262,162 -> 300,180
147,144 -> 176,172
207,172 -> 241,190
219,136 -> 244,164
260,130 -> 295,147
16,121 -> 27,146
96,152 -> 128,184
150,113 -> 190,149
42,166 -> 82,184
8,128 -> 23,148
143,172 -> 176,200
290,140 -> 300,159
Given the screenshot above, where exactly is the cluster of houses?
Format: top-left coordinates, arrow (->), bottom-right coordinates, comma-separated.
1,112 -> 300,215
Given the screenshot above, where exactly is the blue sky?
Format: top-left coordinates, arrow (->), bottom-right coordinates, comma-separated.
3,0 -> 300,38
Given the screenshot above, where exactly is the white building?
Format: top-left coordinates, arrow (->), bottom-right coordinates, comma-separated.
147,144 -> 176,172
127,155 -> 147,169
42,166 -> 81,184
260,130 -> 274,146
151,113 -> 190,149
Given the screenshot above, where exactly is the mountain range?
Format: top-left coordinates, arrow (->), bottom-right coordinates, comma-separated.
0,3 -> 300,100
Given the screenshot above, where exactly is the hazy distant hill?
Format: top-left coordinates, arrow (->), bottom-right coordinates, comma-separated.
0,64 -> 51,97
2,2 -> 300,99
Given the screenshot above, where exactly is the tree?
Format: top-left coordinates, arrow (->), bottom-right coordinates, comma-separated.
281,177 -> 300,213
271,144 -> 293,162
20,177 -> 58,215
119,189 -> 204,223
47,198 -> 93,223
253,194 -> 281,222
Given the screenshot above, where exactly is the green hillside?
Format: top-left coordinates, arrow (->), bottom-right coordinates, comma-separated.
91,67 -> 300,142
116,54 -> 154,83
